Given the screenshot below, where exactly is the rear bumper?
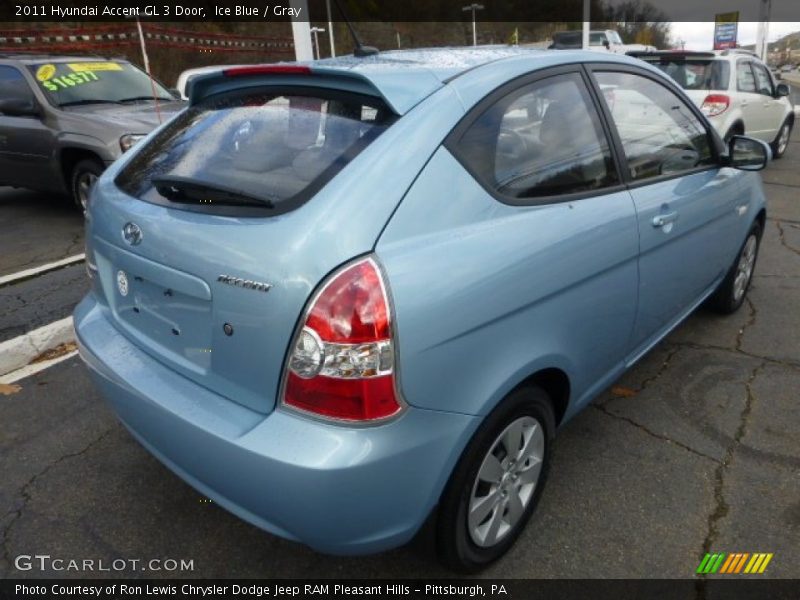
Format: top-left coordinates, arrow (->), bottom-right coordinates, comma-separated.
74,294 -> 478,555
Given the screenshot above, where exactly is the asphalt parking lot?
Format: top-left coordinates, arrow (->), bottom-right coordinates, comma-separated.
1,129 -> 799,580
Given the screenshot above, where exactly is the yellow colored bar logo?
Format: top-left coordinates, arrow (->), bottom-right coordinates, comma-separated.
697,552 -> 774,574
67,62 -> 123,72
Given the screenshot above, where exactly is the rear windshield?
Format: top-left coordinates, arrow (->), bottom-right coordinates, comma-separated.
644,59 -> 730,91
115,87 -> 396,216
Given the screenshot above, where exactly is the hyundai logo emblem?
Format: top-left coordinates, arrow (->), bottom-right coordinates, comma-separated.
122,222 -> 143,246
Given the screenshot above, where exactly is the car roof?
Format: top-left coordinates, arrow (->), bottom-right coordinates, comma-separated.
0,53 -> 128,64
629,49 -> 764,62
189,47 -> 649,115
312,46 -> 545,82
312,47 -> 651,111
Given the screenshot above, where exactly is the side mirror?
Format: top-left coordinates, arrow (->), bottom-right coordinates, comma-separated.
603,40 -> 611,49
775,83 -> 791,97
0,97 -> 41,118
728,135 -> 770,171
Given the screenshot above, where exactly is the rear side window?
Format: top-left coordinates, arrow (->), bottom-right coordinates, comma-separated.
737,62 -> 757,93
646,59 -> 730,91
116,88 -> 396,216
451,72 -> 619,200
752,64 -> 774,96
0,66 -> 35,108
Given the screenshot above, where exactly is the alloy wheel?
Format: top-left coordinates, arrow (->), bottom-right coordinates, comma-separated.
77,171 -> 98,210
468,416 -> 544,547
733,234 -> 757,303
777,123 -> 791,156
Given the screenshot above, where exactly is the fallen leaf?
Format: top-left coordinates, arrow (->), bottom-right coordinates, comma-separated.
31,341 -> 78,364
611,386 -> 637,398
0,383 -> 22,396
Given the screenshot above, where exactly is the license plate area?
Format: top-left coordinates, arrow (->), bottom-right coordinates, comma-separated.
94,239 -> 214,372
116,274 -> 212,369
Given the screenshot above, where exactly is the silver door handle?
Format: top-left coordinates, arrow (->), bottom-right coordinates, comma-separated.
652,212 -> 678,228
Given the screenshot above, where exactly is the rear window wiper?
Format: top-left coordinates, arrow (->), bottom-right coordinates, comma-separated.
118,96 -> 173,103
152,175 -> 275,209
58,99 -> 122,107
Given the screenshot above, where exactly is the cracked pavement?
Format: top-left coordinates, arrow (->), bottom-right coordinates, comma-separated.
0,187 -> 84,278
1,133 -> 799,579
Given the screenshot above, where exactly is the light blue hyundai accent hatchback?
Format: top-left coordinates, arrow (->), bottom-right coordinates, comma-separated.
75,47 -> 770,571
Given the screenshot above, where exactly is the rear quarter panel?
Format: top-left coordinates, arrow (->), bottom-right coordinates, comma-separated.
377,148 -> 640,420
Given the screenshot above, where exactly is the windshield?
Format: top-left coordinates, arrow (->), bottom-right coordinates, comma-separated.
116,88 -> 396,216
589,33 -> 607,45
29,61 -> 173,106
647,59 -> 730,91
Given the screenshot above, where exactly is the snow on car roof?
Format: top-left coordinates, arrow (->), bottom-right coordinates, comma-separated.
312,46 -> 545,81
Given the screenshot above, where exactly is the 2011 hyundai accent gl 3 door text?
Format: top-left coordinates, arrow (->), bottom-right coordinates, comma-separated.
74,48 -> 770,572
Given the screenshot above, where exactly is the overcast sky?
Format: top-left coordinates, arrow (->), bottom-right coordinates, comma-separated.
675,22 -> 800,50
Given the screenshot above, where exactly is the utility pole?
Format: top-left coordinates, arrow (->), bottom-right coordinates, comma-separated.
582,0 -> 590,50
325,0 -> 335,57
755,0 -> 771,62
290,0 -> 313,61
462,3 -> 484,46
310,27 -> 325,60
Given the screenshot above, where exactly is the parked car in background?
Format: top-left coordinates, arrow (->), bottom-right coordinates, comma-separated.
632,49 -> 794,157
549,30 -> 656,54
76,48 -> 769,572
0,53 -> 185,208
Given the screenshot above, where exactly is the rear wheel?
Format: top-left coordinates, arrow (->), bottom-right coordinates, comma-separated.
707,222 -> 762,314
436,386 -> 554,573
723,123 -> 744,144
771,118 -> 793,159
70,159 -> 104,210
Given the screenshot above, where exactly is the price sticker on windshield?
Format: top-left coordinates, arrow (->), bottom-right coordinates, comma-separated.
67,62 -> 122,72
35,64 -> 56,82
40,71 -> 100,92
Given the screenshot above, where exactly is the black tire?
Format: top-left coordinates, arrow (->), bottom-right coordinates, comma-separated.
723,123 -> 744,144
770,118 -> 793,159
70,159 -> 104,210
436,385 -> 555,573
707,222 -> 762,314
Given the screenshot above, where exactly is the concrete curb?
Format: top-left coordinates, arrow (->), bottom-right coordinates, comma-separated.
0,317 -> 75,377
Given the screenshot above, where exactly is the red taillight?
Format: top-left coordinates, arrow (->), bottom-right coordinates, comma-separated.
701,94 -> 730,117
282,257 -> 402,422
223,65 -> 311,77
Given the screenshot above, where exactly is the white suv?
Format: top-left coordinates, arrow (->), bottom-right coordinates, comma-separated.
633,49 -> 795,158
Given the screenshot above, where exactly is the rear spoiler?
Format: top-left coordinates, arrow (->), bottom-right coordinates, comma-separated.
187,63 -> 442,115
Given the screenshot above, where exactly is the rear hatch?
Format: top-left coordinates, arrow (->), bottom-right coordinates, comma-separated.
633,52 -> 731,110
87,74 -> 403,414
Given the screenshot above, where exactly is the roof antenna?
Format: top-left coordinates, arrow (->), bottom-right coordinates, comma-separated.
331,0 -> 379,57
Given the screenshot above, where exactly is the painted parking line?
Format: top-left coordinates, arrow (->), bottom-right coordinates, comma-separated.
0,348 -> 79,385
0,253 -> 85,288
0,316 -> 75,378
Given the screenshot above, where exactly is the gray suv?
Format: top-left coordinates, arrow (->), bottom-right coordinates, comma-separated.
0,54 -> 185,208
